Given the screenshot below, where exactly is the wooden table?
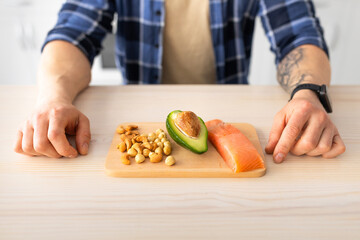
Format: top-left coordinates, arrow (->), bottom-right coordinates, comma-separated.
0,85 -> 359,239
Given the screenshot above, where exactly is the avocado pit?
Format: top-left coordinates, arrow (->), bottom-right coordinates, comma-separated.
166,110 -> 208,154
174,111 -> 201,138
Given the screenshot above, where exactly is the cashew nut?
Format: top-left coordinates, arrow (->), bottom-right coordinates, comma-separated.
142,141 -> 152,150
117,142 -> 127,152
136,135 -> 148,143
158,132 -> 165,139
151,142 -> 158,151
126,130 -> 139,135
155,146 -> 163,155
120,134 -> 127,141
135,154 -> 145,164
157,142 -> 164,149
132,143 -> 143,154
156,129 -> 164,136
148,132 -> 156,142
125,125 -> 138,132
143,149 -> 151,157
165,156 -> 176,166
127,147 -> 137,157
149,152 -> 163,163
121,153 -> 131,165
125,138 -> 132,151
163,145 -> 172,155
116,126 -> 126,134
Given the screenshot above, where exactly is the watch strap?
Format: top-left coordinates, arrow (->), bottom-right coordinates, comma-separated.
290,83 -> 322,100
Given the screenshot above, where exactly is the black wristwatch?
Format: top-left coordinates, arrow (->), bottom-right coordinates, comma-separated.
290,84 -> 332,113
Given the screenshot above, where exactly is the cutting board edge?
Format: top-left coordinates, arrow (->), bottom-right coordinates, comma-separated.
105,167 -> 266,178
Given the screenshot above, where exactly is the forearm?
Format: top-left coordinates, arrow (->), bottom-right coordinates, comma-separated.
277,44 -> 331,94
37,40 -> 91,105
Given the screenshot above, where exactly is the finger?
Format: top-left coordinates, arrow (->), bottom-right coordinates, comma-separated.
322,133 -> 346,158
290,117 -> 326,156
273,111 -> 310,163
21,123 -> 39,156
265,112 -> 286,154
75,115 -> 91,155
14,130 -> 25,154
48,117 -> 78,158
306,126 -> 334,157
14,130 -> 34,156
33,118 -> 61,158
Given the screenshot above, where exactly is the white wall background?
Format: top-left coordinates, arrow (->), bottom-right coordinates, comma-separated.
0,0 -> 359,85
249,0 -> 360,85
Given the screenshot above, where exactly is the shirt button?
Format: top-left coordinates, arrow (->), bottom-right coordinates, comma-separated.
155,10 -> 161,16
154,75 -> 158,79
154,43 -> 159,48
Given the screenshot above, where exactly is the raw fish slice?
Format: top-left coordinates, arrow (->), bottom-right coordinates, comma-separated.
206,119 -> 265,173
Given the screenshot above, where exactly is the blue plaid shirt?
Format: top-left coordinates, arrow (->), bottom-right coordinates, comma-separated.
44,0 -> 328,84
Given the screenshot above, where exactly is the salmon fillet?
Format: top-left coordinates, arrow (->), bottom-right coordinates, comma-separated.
206,119 -> 265,173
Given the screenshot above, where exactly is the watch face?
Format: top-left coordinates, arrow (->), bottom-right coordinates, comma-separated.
320,84 -> 327,95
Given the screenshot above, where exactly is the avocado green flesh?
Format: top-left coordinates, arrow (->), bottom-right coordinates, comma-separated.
166,110 -> 208,154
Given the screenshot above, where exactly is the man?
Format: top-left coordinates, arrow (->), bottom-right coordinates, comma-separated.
14,0 -> 346,162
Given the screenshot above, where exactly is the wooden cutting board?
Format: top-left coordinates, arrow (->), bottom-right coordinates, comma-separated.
105,122 -> 266,178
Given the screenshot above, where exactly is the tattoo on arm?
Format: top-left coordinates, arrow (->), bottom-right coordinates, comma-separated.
277,47 -> 309,93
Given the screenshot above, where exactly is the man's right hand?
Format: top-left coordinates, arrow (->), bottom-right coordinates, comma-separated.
14,101 -> 91,158
14,41 -> 92,158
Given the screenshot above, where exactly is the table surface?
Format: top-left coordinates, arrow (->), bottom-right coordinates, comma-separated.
0,85 -> 359,240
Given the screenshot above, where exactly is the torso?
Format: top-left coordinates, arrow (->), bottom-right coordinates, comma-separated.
161,0 -> 217,84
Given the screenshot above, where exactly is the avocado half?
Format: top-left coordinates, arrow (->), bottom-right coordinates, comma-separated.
166,110 -> 208,154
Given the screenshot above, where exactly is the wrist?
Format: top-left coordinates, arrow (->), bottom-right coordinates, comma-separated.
36,81 -> 75,106
291,89 -> 325,110
36,93 -> 73,107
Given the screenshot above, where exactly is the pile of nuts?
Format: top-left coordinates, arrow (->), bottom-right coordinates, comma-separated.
116,124 -> 176,166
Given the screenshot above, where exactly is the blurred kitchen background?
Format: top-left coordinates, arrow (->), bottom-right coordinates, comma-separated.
0,0 -> 359,85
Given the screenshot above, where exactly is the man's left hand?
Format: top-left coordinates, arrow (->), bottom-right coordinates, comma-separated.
265,89 -> 346,163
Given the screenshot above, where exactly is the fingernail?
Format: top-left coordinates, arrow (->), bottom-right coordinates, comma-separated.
68,154 -> 77,158
265,146 -> 273,154
265,141 -> 272,150
265,145 -> 270,152
275,153 -> 285,163
82,143 -> 89,154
